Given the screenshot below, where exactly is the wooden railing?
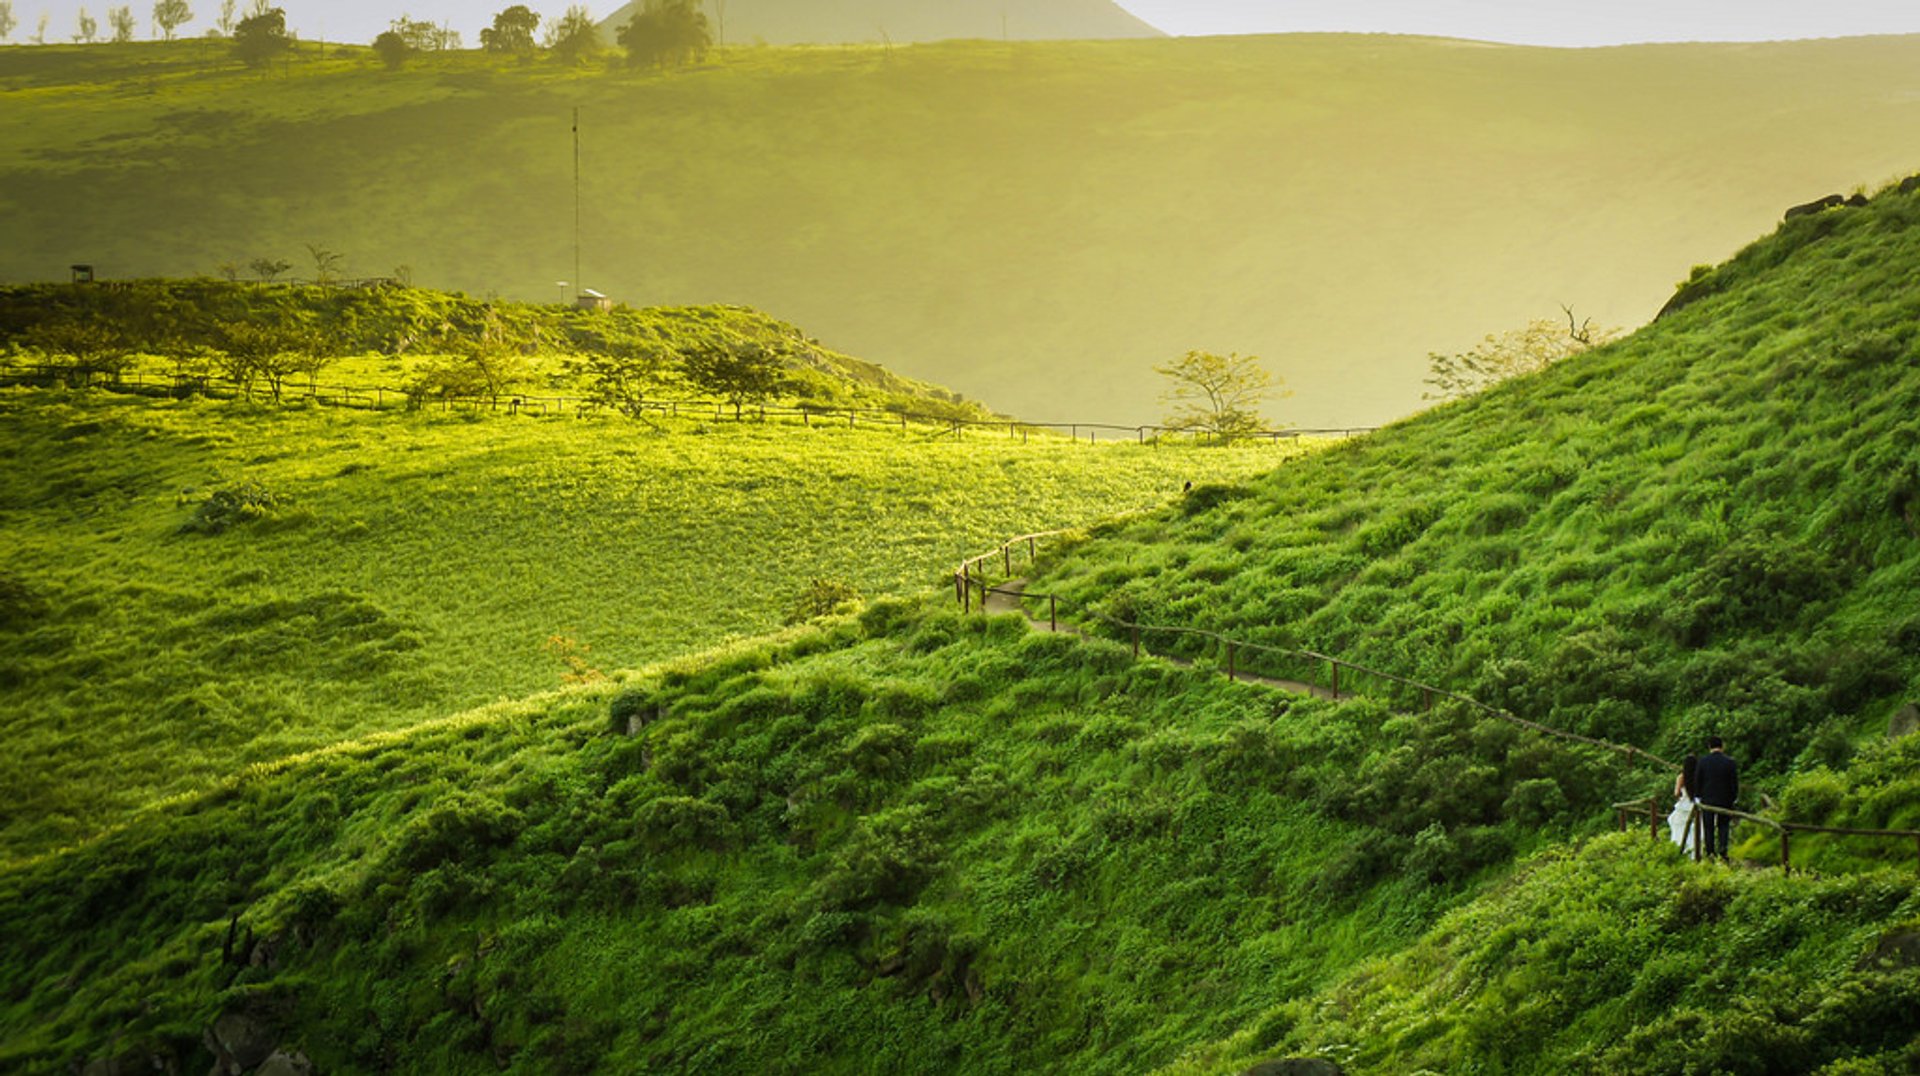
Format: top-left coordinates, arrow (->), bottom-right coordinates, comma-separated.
957,526 -> 1920,878
1614,797 -> 1920,877
954,528 -> 1675,773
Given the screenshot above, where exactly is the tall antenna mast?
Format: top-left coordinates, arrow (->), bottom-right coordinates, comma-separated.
572,106 -> 582,303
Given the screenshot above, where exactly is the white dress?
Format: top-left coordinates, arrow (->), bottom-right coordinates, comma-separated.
1666,796 -> 1697,847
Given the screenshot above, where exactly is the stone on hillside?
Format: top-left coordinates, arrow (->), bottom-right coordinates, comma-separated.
1901,175 -> 1920,195
254,1051 -> 314,1076
1889,703 -> 1919,739
1784,193 -> 1846,219
1242,1060 -> 1345,1076
206,1011 -> 277,1074
1855,929 -> 1920,973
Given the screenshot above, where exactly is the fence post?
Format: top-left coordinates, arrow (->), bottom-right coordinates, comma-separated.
1693,807 -> 1703,862
962,565 -> 971,614
1131,625 -> 1140,659
1028,536 -> 1036,561
1331,661 -> 1340,698
1049,594 -> 1057,633
1227,642 -> 1236,681
1003,545 -> 1011,577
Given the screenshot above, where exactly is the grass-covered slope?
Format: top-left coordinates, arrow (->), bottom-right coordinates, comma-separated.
5,35 -> 1920,425
597,0 -> 1165,44
1035,182 -> 1920,792
10,169 -> 1920,1075
0,389 -> 1287,861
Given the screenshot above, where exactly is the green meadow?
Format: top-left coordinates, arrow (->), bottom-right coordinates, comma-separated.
5,34 -> 1920,425
0,385 -> 1293,862
5,147 -> 1920,1074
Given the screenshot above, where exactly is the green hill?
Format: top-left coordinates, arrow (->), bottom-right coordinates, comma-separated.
598,0 -> 1165,45
6,155 -> 1920,1073
4,34 -> 1920,427
0,287 -> 1292,861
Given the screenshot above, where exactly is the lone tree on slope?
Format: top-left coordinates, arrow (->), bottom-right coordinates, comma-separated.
618,0 -> 710,69
0,3 -> 16,42
371,28 -> 411,69
1155,350 -> 1285,442
481,4 -> 540,55
151,0 -> 193,40
546,5 -> 602,65
683,340 -> 790,418
107,4 -> 135,42
74,7 -> 99,42
1423,306 -> 1619,402
232,6 -> 289,66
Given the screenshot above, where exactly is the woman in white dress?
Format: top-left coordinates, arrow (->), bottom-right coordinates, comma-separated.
1666,754 -> 1699,848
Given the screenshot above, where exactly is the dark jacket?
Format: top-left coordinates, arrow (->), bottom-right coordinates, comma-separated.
1694,751 -> 1739,808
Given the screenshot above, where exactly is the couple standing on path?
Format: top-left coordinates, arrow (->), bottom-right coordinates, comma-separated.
1668,737 -> 1739,859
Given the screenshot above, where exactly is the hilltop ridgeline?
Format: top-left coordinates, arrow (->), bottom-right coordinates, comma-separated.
7,34 -> 1920,426
0,279 -> 989,418
597,0 -> 1164,45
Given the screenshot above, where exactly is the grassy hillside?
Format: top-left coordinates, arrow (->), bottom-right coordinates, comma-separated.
7,147 -> 1920,1076
598,0 -> 1165,45
0,278 -> 990,415
0,385 -> 1289,862
4,34 -> 1920,426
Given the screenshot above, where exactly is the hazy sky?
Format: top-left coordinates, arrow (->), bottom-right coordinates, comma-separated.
4,0 -> 1919,48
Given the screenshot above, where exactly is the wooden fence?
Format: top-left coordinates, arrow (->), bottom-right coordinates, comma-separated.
0,361 -> 1378,445
956,526 -> 1920,877
1614,797 -> 1920,878
954,528 -> 1674,772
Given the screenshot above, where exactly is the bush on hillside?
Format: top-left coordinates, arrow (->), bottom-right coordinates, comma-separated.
783,578 -> 863,625
179,481 -> 287,535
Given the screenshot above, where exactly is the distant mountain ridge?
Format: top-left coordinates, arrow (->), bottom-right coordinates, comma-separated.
597,0 -> 1165,45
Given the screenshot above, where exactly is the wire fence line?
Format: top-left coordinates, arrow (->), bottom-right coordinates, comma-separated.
0,361 -> 1379,446
954,527 -> 1920,876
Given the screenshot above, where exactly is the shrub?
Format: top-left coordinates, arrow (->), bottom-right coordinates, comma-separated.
634,795 -> 731,852
1503,777 -> 1569,828
785,578 -> 864,625
607,686 -> 656,735
180,480 -> 287,535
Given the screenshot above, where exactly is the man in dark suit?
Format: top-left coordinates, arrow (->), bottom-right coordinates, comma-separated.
1693,736 -> 1739,860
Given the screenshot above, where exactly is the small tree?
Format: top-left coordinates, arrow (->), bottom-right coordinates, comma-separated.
232,6 -> 289,67
213,320 -> 327,402
546,5 -> 601,65
372,29 -> 411,68
566,330 -> 677,419
0,3 -> 17,43
305,243 -> 344,283
32,11 -> 48,43
682,340 -> 789,418
618,0 -> 710,69
481,4 -> 540,54
152,0 -> 193,40
388,15 -> 457,51
215,0 -> 235,35
1423,306 -> 1619,402
75,7 -> 99,42
1155,350 -> 1284,442
107,5 -> 135,41
248,256 -> 290,282
22,319 -> 136,385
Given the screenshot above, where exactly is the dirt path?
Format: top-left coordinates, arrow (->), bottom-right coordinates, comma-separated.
983,579 -> 1340,700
